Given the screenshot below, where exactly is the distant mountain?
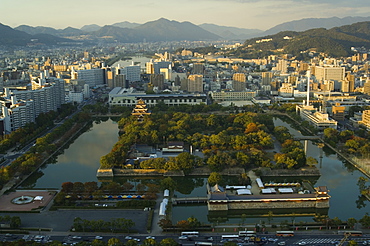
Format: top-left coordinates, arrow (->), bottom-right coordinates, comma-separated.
199,23 -> 263,40
264,16 -> 370,36
234,21 -> 370,59
133,18 -> 220,41
0,23 -> 74,46
15,25 -> 60,36
15,25 -> 85,37
92,25 -> 145,43
112,21 -> 140,29
81,24 -> 101,32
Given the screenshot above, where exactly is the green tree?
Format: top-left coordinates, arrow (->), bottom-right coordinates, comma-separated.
187,216 -> 201,229
306,156 -> 318,167
159,238 -> 179,246
158,218 -> 172,230
347,218 -> 357,229
143,238 -> 157,246
108,237 -> 122,246
359,213 -> 370,228
208,172 -> 222,186
160,177 -> 177,191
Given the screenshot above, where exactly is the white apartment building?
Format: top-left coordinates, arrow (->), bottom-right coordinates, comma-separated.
0,77 -> 65,134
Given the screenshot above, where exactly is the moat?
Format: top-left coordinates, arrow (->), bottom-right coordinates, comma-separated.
19,116 -> 369,224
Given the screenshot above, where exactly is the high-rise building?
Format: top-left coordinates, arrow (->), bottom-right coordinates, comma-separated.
360,110 -> 370,130
314,66 -> 345,82
0,76 -> 65,134
277,59 -> 288,73
193,63 -> 204,75
261,72 -> 273,86
187,75 -> 203,92
150,74 -> 165,90
364,80 -> 370,95
120,65 -> 141,83
232,73 -> 246,83
77,69 -> 105,87
114,74 -> 127,88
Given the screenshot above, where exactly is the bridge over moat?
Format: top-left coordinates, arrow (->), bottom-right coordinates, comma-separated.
293,136 -> 321,140
172,197 -> 208,205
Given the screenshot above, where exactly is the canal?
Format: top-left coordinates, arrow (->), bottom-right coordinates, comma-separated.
20,116 -> 369,224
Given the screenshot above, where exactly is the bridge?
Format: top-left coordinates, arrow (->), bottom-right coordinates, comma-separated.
293,136 -> 321,140
172,197 -> 208,205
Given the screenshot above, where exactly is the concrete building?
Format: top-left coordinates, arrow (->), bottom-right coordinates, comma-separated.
108,87 -> 207,107
77,68 -> 105,87
261,72 -> 273,86
360,110 -> 370,130
210,91 -> 256,102
314,66 -> 345,82
296,105 -> 337,130
193,63 -> 204,74
187,74 -> 203,92
331,103 -> 346,121
120,65 -> 141,83
150,74 -> 165,90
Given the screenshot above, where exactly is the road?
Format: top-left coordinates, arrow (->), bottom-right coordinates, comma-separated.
1,231 -> 370,245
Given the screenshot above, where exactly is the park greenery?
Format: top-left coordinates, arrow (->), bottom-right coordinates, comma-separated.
73,217 -> 135,233
53,181 -> 159,207
0,105 -> 90,190
0,215 -> 21,229
100,111 -> 316,172
323,127 -> 370,157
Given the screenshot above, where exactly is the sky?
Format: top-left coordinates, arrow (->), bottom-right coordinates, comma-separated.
2,0 -> 370,31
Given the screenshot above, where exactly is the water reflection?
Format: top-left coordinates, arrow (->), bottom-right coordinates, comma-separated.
20,119 -> 119,189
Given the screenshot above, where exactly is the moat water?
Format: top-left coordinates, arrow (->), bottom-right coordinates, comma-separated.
20,116 -> 369,225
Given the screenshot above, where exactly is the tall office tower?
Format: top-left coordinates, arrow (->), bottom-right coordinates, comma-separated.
180,77 -> 188,91
84,51 -> 89,60
153,61 -> 171,74
77,69 -> 105,87
83,84 -> 90,98
271,80 -> 281,91
299,62 -> 309,72
150,74 -> 165,90
120,65 -> 141,82
146,60 -> 155,74
288,75 -> 298,85
345,72 -> 355,92
114,74 -> 127,88
261,72 -> 273,85
193,63 -> 204,74
232,81 -> 246,92
106,69 -> 114,88
187,74 -> 203,92
277,59 -> 288,73
232,73 -> 246,83
314,66 -> 345,82
363,79 -> 370,95
160,65 -> 172,81
232,73 -> 247,91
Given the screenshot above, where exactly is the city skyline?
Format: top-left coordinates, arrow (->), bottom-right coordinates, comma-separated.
2,0 -> 370,30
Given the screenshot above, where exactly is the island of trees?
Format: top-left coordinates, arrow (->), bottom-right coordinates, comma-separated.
99,109 -> 316,175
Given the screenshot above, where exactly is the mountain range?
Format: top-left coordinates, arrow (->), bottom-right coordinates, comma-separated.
1,16 -> 370,47
234,21 -> 370,58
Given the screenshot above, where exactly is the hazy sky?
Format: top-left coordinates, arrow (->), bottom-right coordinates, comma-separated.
2,0 -> 370,30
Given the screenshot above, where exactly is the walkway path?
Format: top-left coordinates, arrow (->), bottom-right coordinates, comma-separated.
247,170 -> 261,195
150,192 -> 164,235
